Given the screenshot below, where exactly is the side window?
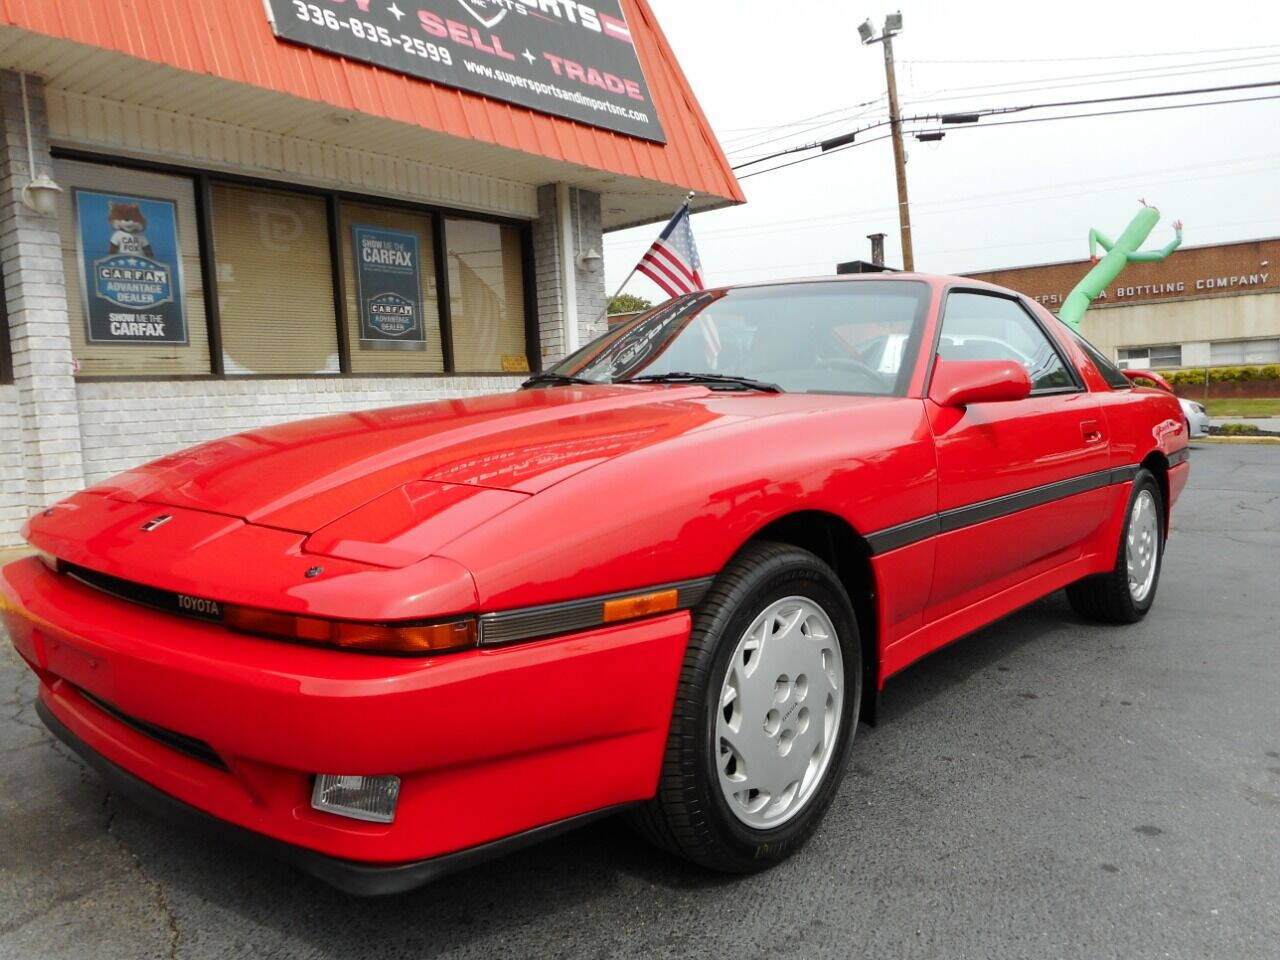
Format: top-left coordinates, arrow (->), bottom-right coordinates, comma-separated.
1061,323 -> 1132,389
938,292 -> 1075,392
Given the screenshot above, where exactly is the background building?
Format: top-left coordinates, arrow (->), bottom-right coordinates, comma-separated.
966,237 -> 1279,370
0,0 -> 742,547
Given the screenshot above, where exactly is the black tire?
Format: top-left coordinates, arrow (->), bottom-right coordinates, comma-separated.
1067,468 -> 1165,623
629,541 -> 862,872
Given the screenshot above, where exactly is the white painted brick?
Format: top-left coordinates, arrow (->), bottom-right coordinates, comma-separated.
73,376 -> 524,488
1,71 -> 85,541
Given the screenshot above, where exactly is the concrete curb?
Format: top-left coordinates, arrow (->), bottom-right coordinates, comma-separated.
1195,436 -> 1280,445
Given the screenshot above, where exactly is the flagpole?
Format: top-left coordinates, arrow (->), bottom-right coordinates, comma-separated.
590,191 -> 695,336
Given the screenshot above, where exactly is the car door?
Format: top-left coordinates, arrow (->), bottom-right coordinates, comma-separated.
924,289 -> 1112,621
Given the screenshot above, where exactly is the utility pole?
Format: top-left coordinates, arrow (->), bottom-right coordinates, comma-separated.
859,13 -> 914,271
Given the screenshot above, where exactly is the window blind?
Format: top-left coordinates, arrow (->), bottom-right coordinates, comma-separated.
211,183 -> 338,376
445,219 -> 528,373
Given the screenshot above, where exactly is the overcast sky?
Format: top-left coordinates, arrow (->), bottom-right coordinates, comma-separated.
604,0 -> 1280,301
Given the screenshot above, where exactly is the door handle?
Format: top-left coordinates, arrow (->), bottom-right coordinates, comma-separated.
1080,420 -> 1104,444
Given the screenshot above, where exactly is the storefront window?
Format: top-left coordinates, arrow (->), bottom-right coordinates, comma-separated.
211,184 -> 338,375
339,202 -> 444,374
55,158 -> 212,377
445,219 -> 529,373
51,155 -> 533,380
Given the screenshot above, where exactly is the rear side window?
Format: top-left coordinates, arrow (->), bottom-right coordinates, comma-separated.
1060,323 -> 1132,390
938,292 -> 1076,392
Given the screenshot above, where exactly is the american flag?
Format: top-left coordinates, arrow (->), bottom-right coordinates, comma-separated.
637,203 -> 703,299
635,202 -> 720,366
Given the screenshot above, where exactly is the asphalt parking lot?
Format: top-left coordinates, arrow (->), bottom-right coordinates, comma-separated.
2,443 -> 1277,960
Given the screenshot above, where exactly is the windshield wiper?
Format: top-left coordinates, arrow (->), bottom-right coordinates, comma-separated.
522,372 -> 599,388
620,372 -> 783,393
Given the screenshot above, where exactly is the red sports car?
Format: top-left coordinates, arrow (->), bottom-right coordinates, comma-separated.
2,275 -> 1189,894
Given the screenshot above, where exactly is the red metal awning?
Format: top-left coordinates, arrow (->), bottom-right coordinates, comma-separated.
0,0 -> 744,219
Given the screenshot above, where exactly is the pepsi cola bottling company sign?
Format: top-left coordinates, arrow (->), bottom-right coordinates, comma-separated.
264,0 -> 665,142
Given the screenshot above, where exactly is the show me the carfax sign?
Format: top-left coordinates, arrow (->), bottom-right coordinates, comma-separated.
263,0 -> 665,142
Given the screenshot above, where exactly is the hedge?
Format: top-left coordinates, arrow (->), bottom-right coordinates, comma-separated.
1218,423 -> 1262,435
1155,364 -> 1280,385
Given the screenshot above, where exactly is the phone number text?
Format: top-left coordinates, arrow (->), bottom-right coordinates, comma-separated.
290,2 -> 453,65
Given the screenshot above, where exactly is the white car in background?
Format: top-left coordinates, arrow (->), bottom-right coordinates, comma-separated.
1180,398 -> 1210,438
1120,369 -> 1209,439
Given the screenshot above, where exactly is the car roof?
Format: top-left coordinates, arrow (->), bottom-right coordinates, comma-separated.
708,273 -> 1014,296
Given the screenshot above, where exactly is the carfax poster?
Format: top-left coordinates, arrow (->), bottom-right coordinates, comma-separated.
74,189 -> 188,345
352,225 -> 427,349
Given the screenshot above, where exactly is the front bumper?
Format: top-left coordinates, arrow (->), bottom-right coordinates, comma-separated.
2,557 -> 690,883
1186,409 -> 1210,438
36,699 -> 629,896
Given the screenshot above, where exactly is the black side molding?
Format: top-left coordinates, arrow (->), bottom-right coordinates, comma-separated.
865,461 -> 1161,557
36,699 -> 632,897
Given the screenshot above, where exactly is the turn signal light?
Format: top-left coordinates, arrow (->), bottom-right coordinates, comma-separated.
602,588 -> 679,623
222,605 -> 477,655
311,774 -> 400,824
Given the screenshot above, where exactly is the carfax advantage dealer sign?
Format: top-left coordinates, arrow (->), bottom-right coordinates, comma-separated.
263,0 -> 666,142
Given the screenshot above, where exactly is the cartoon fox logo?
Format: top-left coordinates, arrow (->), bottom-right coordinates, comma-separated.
108,201 -> 155,258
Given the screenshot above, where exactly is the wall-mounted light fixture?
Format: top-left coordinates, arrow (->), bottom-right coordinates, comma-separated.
576,248 -> 603,273
18,74 -> 62,217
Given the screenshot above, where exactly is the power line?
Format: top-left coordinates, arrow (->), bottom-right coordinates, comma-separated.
722,102 -> 888,157
898,43 -> 1280,64
608,155 -> 1280,246
732,79 -> 1280,176
738,133 -> 894,180
717,97 -> 885,147
723,109 -> 890,161
741,95 -> 1279,181
899,57 -> 1280,109
912,92 -> 1280,137
958,78 -> 1280,119
724,53 -> 1279,159
903,52 -> 1280,100
721,52 -> 1280,165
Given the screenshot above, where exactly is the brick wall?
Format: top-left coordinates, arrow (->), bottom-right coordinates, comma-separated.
532,184 -> 605,369
75,376 -> 524,487
0,71 -> 86,527
533,184 -> 564,367
0,385 -> 25,543
573,189 -> 608,346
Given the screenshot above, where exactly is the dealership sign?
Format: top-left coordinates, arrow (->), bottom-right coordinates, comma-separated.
263,0 -> 665,142
73,189 -> 188,345
352,225 -> 427,349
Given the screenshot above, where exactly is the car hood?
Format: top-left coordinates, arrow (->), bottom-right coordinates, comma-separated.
89,385 -> 759,534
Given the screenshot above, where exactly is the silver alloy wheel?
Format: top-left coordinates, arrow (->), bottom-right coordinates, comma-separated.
1126,489 -> 1160,603
715,596 -> 844,829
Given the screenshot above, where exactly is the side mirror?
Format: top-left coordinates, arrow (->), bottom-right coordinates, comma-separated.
929,357 -> 1032,408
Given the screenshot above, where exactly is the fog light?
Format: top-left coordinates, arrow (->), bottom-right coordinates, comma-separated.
311,774 -> 400,824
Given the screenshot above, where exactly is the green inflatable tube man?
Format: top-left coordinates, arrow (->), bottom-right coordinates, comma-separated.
1059,202 -> 1183,330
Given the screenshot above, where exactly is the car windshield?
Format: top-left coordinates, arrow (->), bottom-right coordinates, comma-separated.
544,280 -> 932,395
